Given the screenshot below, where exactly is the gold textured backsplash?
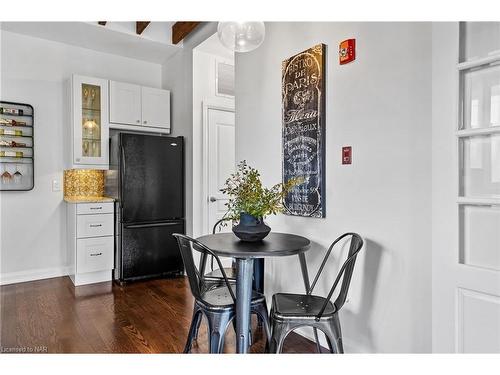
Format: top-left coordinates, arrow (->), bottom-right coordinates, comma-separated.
64,169 -> 104,198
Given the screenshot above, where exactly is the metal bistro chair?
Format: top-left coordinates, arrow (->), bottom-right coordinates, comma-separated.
269,233 -> 363,354
190,219 -> 237,341
190,219 -> 264,343
173,233 -> 271,353
199,219 -> 237,289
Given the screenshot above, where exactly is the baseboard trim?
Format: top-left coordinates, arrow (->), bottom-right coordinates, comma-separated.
0,266 -> 70,286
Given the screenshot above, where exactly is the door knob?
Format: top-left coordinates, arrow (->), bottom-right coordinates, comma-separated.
209,196 -> 217,203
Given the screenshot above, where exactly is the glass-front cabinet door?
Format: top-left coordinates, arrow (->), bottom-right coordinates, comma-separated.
72,75 -> 109,169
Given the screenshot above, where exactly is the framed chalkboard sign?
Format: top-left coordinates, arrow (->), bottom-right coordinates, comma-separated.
282,44 -> 326,218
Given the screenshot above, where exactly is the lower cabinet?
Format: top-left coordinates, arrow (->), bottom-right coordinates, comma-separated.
67,202 -> 115,286
77,237 -> 114,274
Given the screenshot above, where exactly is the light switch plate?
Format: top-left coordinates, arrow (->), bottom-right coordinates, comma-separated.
52,179 -> 61,192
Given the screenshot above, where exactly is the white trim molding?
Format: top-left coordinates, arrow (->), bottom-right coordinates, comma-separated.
0,266 -> 70,286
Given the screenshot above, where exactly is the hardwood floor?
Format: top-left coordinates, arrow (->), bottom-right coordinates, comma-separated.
0,276 -> 324,353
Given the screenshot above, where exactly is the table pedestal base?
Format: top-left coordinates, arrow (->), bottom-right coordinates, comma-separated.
235,258 -> 254,353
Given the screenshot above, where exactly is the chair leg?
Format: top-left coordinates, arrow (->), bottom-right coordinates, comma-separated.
252,302 -> 271,351
269,320 -> 290,354
312,328 -> 323,353
184,308 -> 203,353
192,307 -> 204,340
331,314 -> 344,354
206,311 -> 233,354
323,330 -> 335,353
318,317 -> 343,354
276,323 -> 292,354
269,320 -> 278,353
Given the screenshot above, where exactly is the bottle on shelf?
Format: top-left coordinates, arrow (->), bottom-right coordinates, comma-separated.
0,140 -> 27,147
0,118 -> 27,126
0,129 -> 23,136
0,107 -> 24,116
0,150 -> 24,158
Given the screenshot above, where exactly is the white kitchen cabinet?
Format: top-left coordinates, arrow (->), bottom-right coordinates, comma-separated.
67,202 -> 115,286
109,81 -> 142,126
141,86 -> 171,130
76,213 -> 114,238
76,237 -> 115,274
69,75 -> 109,170
109,80 -> 170,132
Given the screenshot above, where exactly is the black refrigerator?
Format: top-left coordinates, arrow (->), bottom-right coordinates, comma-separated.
105,133 -> 185,282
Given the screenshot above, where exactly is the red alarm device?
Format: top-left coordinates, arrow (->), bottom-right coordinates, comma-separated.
342,146 -> 352,165
339,39 -> 356,65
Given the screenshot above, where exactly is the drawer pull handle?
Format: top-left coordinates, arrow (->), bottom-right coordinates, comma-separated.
89,224 -> 102,228
90,252 -> 102,257
90,207 -> 102,210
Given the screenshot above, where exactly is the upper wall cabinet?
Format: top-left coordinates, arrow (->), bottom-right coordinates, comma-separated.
141,86 -> 171,129
70,75 -> 109,170
109,81 -> 170,133
109,81 -> 142,126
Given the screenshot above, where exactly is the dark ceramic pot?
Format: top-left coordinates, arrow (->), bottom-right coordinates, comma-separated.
232,212 -> 271,242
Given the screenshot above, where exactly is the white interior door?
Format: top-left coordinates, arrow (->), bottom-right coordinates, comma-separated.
206,108 -> 235,235
434,22 -> 500,353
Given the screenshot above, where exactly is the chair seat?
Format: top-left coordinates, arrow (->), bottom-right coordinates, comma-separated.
204,267 -> 237,281
200,285 -> 265,309
272,293 -> 337,318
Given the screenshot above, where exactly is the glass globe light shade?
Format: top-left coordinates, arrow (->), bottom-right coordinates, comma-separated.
217,22 -> 265,53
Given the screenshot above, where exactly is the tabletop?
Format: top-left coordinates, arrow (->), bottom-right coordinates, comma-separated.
196,232 -> 311,258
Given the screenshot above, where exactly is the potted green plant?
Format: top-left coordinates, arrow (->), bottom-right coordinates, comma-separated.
220,160 -> 299,242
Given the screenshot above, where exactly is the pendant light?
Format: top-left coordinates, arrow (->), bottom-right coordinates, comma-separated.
217,22 -> 265,53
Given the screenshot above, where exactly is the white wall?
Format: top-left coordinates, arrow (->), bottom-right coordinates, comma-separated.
192,47 -> 234,237
235,22 -> 432,353
161,22 -> 218,236
0,31 -> 162,284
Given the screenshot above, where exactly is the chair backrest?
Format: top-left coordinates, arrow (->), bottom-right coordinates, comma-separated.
204,218 -> 230,272
212,219 -> 226,234
308,233 -> 364,320
173,233 -> 235,304
199,219 -> 228,273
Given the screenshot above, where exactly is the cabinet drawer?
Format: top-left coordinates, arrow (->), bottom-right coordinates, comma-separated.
77,202 -> 114,215
77,237 -> 114,274
77,213 -> 114,238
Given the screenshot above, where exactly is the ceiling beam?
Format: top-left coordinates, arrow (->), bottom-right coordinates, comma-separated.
97,21 -> 107,26
172,22 -> 201,44
136,21 -> 151,35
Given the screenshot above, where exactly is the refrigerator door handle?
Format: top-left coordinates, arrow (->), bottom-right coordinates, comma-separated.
120,146 -> 126,179
124,222 -> 180,229
120,145 -> 126,211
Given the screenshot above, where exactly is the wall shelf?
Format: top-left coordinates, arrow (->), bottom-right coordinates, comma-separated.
0,101 -> 34,191
0,133 -> 33,138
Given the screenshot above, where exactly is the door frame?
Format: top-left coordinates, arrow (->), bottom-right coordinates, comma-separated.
201,100 -> 235,235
